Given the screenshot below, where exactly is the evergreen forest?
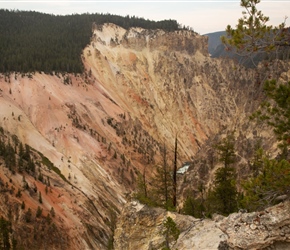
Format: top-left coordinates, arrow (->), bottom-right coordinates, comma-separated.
0,9 -> 181,73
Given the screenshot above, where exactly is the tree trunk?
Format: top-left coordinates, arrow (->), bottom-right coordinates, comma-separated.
163,143 -> 168,207
173,135 -> 178,207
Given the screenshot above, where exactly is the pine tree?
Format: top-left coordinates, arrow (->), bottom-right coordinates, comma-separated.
242,158 -> 290,211
221,0 -> 288,62
251,80 -> 290,159
162,217 -> 180,250
134,168 -> 152,206
151,145 -> 174,210
21,201 -> 25,210
248,145 -> 265,177
223,0 -> 290,212
25,208 -> 32,223
172,135 -> 178,208
50,207 -> 55,218
36,206 -> 42,218
0,216 -> 11,250
182,183 -> 205,218
212,134 -> 238,215
39,191 -> 42,204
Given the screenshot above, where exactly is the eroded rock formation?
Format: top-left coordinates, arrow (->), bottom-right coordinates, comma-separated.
217,201 -> 290,250
0,22 -> 289,248
114,201 -> 227,250
114,201 -> 290,250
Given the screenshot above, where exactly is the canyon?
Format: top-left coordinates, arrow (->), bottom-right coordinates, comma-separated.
0,23 -> 289,249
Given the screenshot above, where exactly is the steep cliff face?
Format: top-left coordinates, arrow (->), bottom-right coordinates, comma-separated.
0,23 -> 288,249
85,23 -> 260,161
0,73 -> 127,249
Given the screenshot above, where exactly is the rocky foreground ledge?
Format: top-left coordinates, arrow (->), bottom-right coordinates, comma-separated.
113,200 -> 290,250
217,201 -> 290,250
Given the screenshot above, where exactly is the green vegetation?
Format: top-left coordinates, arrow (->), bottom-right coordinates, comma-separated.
240,79 -> 290,211
231,1 -> 290,211
242,158 -> 290,211
183,0 -> 290,217
153,163 -> 174,210
21,201 -> 25,210
36,206 -> 43,218
135,163 -> 175,210
251,80 -> 290,155
40,152 -> 67,182
134,172 -> 151,206
0,127 -> 71,248
162,217 -> 180,250
211,134 -> 238,215
221,0 -> 289,60
182,134 -> 239,217
182,189 -> 205,218
0,216 -> 13,249
134,144 -> 176,211
0,9 -> 182,73
38,191 -> 43,204
24,208 -> 32,223
0,127 -> 67,187
50,207 -> 55,218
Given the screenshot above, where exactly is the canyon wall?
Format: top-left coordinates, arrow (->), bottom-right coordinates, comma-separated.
0,23 -> 289,248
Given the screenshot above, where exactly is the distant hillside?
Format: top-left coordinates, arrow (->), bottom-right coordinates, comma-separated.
0,9 -> 182,73
205,31 -> 241,61
205,31 -> 225,56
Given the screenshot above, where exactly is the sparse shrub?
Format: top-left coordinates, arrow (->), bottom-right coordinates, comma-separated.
21,201 -> 25,210
38,191 -> 42,204
36,206 -> 42,218
50,207 -> 55,217
24,208 -> 32,222
16,189 -> 22,198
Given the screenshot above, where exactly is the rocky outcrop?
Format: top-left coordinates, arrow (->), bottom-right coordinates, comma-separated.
217,201 -> 290,250
114,201 -> 227,250
114,201 -> 290,250
93,23 -> 208,55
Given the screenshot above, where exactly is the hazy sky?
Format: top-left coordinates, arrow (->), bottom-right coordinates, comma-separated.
1,0 -> 289,34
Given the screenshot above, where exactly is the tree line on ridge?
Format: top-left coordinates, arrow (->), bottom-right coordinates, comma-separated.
0,9 -> 184,74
